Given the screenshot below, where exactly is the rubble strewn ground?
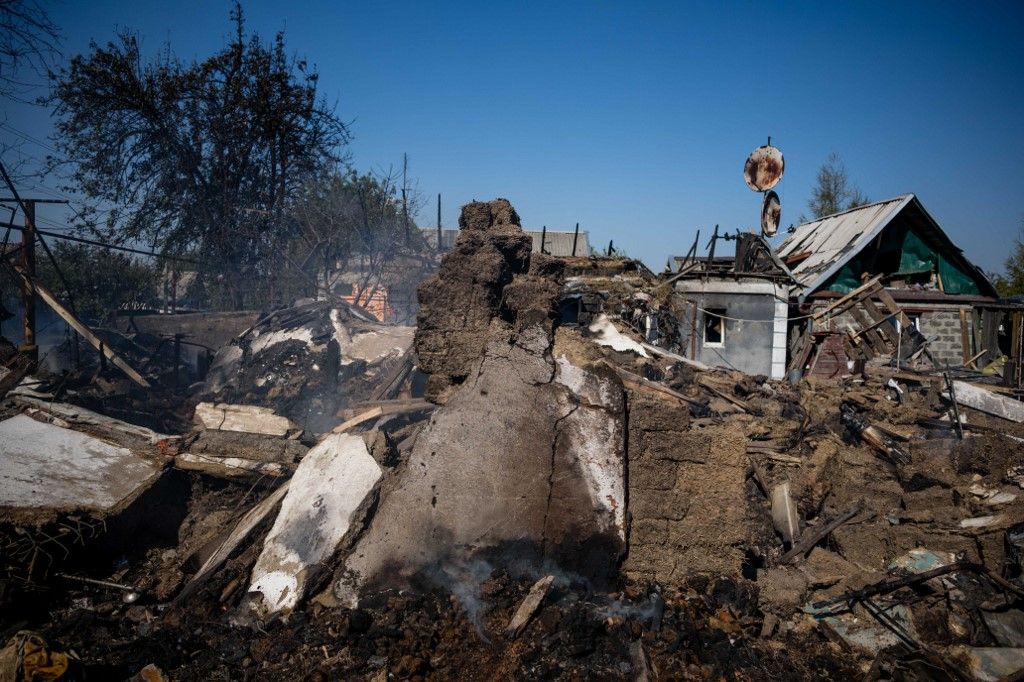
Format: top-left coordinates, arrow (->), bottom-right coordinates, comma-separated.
2,199 -> 1023,680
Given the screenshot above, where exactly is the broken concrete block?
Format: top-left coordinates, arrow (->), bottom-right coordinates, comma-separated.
771,481 -> 800,546
334,333 -> 627,604
588,314 -> 649,357
0,414 -> 164,523
982,610 -> 1024,648
193,402 -> 294,436
247,433 -> 381,616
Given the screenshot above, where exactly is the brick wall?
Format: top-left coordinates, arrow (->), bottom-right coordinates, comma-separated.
914,308 -> 968,367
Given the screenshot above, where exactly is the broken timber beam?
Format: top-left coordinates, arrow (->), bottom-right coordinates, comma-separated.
778,503 -> 863,564
943,380 -> 1024,423
10,264 -> 150,388
613,367 -> 706,407
872,287 -> 911,328
174,481 -> 290,604
505,575 -> 554,639
697,376 -> 750,412
812,275 -> 883,321
0,351 -> 34,398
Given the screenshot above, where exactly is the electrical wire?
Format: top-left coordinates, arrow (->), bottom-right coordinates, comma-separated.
0,221 -> 203,265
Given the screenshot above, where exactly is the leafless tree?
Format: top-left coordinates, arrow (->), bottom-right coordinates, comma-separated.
0,0 -> 60,100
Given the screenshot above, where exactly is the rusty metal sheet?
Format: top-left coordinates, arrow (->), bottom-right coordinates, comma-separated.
743,144 -> 785,191
761,190 -> 781,237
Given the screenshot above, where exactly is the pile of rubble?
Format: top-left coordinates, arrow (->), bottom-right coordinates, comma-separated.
1,199 -> 1022,680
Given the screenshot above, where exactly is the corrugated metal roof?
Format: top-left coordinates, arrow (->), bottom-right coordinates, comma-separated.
776,194 -> 914,293
524,230 -> 590,257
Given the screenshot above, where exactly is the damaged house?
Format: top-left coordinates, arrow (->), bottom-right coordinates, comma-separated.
778,194 -> 999,374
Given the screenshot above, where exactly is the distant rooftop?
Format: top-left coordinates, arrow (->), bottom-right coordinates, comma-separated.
420,227 -> 590,257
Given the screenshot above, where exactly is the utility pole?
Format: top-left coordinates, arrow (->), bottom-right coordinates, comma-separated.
436,193 -> 442,252
401,153 -> 409,245
20,200 -> 35,357
0,197 -> 68,361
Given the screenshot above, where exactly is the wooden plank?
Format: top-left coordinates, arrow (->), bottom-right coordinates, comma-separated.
1011,313 -> 1023,390
959,309 -> 972,366
175,452 -> 293,479
971,309 -> 984,369
847,306 -> 885,355
812,275 -> 883,321
11,264 -> 150,387
943,380 -> 1024,422
346,398 -> 435,414
331,406 -> 384,433
779,503 -> 863,564
841,334 -> 865,362
640,342 -> 712,371
872,288 -> 911,328
859,300 -> 900,346
789,327 -> 815,372
175,481 -> 290,603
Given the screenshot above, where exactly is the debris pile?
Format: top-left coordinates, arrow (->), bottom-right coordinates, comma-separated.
202,299 -> 415,432
1,198 -> 1023,680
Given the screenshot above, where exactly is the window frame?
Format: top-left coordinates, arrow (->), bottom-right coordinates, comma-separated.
703,307 -> 727,348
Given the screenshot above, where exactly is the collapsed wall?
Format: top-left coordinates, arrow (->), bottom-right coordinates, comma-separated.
623,396 -> 751,582
335,200 -> 629,602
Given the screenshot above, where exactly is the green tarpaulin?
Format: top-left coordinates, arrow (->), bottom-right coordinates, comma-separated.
823,224 -> 981,295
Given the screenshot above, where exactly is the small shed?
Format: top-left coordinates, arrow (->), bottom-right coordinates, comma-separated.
673,233 -> 795,379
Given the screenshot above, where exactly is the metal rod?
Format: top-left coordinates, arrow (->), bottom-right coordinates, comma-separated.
572,222 -> 579,257
944,372 -> 964,440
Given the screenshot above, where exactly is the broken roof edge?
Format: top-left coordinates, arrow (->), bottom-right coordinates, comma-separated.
787,194 -> 914,302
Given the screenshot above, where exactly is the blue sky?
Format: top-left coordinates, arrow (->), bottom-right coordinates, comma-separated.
3,1 -> 1023,273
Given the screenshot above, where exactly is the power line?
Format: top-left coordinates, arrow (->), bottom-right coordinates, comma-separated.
0,221 -> 203,265
0,121 -> 60,155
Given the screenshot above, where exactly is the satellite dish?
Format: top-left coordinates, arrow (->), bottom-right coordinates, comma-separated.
743,144 -> 785,191
761,190 -> 781,237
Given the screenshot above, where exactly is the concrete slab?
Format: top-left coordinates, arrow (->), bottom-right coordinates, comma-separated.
247,433 -> 382,616
334,330 -> 627,604
0,414 -> 164,523
193,402 -> 294,436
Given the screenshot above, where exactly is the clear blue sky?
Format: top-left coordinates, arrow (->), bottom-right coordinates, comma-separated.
3,1 -> 1023,274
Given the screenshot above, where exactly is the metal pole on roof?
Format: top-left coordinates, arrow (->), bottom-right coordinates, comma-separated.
540,225 -> 547,255
572,222 -> 579,257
